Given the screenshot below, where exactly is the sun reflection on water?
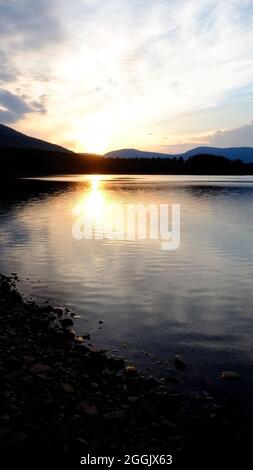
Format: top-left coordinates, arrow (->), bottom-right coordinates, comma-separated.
72,175 -> 108,222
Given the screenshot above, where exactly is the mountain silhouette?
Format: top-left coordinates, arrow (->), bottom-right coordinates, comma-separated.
1,124 -> 253,175
0,124 -> 71,153
104,146 -> 253,163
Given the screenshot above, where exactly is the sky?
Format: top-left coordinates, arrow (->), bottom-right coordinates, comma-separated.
0,0 -> 253,154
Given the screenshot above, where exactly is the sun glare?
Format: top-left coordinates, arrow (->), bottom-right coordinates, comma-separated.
75,112 -> 114,154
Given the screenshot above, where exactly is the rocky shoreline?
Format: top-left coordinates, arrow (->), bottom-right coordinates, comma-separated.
0,274 -> 249,467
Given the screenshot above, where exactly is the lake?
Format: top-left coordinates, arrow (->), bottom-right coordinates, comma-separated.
1,174 -> 253,400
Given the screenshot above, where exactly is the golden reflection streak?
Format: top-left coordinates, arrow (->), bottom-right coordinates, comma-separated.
72,175 -> 134,240
72,175 -> 108,223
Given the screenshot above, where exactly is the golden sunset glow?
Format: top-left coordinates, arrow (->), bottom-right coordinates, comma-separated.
2,1 -> 252,154
74,112 -> 115,154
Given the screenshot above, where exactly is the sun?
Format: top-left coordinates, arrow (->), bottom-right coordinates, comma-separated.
75,112 -> 114,154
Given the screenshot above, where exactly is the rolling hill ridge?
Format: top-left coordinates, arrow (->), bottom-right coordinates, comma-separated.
104,146 -> 253,163
0,124 -> 71,153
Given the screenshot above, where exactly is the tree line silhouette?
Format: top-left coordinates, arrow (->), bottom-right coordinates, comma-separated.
0,147 -> 252,176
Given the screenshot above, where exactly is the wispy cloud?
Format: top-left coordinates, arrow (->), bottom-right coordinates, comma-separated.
0,51 -> 17,83
0,0 -> 253,151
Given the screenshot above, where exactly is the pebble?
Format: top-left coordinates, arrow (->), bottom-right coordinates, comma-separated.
175,355 -> 187,370
75,336 -> 85,343
103,410 -> 126,421
166,375 -> 180,384
60,318 -> 74,328
0,273 -> 239,460
61,382 -> 74,393
76,437 -> 89,448
90,382 -> 99,389
10,432 -> 27,445
81,403 -> 98,417
124,365 -> 138,376
81,332 -> 90,340
29,363 -> 51,374
54,307 -> 65,316
221,371 -> 240,380
65,328 -> 76,339
127,395 -> 139,403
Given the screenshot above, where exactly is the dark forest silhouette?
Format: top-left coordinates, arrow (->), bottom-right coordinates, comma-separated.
0,147 -> 253,176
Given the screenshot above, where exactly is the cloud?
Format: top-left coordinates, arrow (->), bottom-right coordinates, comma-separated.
0,89 -> 46,124
0,0 -> 63,47
0,51 -> 17,83
205,122 -> 253,147
0,1 -> 66,122
154,121 -> 253,154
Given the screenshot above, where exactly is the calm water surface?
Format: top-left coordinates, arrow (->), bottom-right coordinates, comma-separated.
1,175 -> 253,395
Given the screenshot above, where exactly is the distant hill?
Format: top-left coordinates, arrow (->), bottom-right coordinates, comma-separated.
0,124 -> 71,153
183,146 -> 253,163
104,148 -> 172,159
104,146 -> 253,163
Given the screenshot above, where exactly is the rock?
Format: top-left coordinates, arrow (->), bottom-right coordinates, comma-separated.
1,274 -> 238,458
29,363 -> 51,374
47,313 -> 56,321
33,394 -> 54,410
90,382 -> 99,390
39,318 -> 50,327
0,428 -> 11,441
127,395 -> 139,403
167,435 -> 183,446
124,365 -> 138,376
75,437 -> 89,449
51,422 -> 69,442
1,415 -> 10,424
54,307 -> 65,316
81,403 -> 98,417
60,318 -> 74,328
81,332 -> 90,340
103,410 -> 126,422
20,375 -> 38,390
4,358 -> 22,371
10,432 -> 28,445
107,357 -> 125,370
61,382 -> 74,393
175,355 -> 187,370
221,371 -> 240,380
161,419 -> 178,432
75,336 -> 84,343
166,375 -> 180,384
65,328 -> 76,339
98,320 -> 104,324
163,393 -> 183,405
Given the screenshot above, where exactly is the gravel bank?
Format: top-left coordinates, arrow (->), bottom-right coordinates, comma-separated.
0,274 -> 247,467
